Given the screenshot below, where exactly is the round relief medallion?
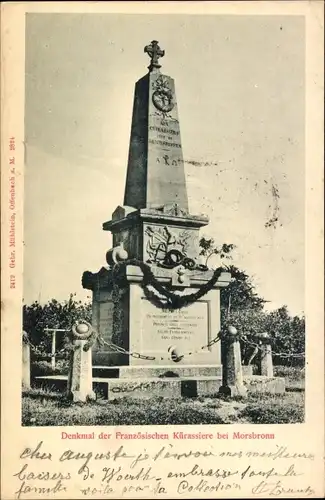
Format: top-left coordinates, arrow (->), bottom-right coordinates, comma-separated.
152,89 -> 174,113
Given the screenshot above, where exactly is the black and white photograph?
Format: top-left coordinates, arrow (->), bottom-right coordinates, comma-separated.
21,12 -> 307,427
2,3 -> 324,499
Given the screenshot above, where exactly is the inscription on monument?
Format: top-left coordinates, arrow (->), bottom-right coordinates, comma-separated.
150,125 -> 180,136
141,300 -> 209,352
149,139 -> 181,149
148,119 -> 182,151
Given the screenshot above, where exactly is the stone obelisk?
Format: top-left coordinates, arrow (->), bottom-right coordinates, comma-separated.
124,40 -> 188,211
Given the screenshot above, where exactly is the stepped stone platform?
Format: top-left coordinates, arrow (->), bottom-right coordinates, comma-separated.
35,375 -> 223,400
33,364 -> 284,400
92,364 -> 224,379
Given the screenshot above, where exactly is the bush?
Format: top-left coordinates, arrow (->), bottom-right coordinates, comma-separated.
31,359 -> 69,378
273,365 -> 304,380
222,306 -> 305,368
23,295 -> 92,350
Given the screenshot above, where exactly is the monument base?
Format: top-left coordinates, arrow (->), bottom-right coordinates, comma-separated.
92,363 -> 223,379
87,265 -> 231,368
34,372 -> 285,400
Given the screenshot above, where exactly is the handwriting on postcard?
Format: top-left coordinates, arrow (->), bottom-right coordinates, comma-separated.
12,440 -> 316,498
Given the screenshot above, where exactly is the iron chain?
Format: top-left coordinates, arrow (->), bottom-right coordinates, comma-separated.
24,331 -> 304,362
23,337 -> 72,358
241,335 -> 305,359
24,332 -> 222,362
102,333 -> 221,362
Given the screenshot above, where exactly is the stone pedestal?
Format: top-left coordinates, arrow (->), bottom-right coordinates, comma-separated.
103,206 -> 209,266
83,264 -> 231,368
67,322 -> 96,402
22,333 -> 31,389
219,327 -> 247,398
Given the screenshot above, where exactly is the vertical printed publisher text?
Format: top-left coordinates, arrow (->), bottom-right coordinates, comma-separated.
9,136 -> 16,289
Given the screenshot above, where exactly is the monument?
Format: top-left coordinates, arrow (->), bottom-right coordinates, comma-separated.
32,41 -> 286,400
81,41 -> 233,398
82,41 -> 231,386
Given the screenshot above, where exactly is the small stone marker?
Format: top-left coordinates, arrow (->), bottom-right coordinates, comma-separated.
22,331 -> 31,389
67,320 -> 96,402
219,326 -> 247,398
258,332 -> 274,377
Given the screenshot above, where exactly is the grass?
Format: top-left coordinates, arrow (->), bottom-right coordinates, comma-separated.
22,388 -> 227,426
24,364 -> 305,426
238,391 -> 304,424
22,385 -> 304,427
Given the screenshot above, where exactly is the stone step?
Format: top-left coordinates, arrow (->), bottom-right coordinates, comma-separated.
34,368 -> 273,402
34,375 -> 223,400
92,364 -> 223,379
243,375 -> 285,394
92,364 -> 253,378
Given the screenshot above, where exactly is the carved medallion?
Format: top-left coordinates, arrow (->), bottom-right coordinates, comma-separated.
152,75 -> 174,113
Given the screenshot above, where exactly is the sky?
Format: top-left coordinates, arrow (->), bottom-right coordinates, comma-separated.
24,13 -> 305,315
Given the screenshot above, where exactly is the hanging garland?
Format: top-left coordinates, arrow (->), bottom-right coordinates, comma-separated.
112,259 -> 230,310
111,282 -> 126,347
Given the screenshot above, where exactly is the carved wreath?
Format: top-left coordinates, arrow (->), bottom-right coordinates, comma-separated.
152,75 -> 174,113
145,226 -> 196,268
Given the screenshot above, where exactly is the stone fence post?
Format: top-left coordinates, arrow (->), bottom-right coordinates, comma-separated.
219,326 -> 247,398
67,321 -> 96,403
22,331 -> 31,389
257,332 -> 274,377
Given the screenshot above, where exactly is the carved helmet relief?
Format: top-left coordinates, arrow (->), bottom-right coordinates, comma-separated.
145,225 -> 196,269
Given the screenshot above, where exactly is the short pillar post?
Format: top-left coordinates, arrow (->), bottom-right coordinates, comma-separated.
258,332 -> 274,377
67,321 -> 96,403
22,331 -> 31,389
51,330 -> 57,370
219,326 -> 247,398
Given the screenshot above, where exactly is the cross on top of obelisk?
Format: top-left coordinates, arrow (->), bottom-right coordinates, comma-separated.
144,40 -> 165,72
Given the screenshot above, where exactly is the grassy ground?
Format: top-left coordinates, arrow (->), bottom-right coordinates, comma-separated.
22,371 -> 304,427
